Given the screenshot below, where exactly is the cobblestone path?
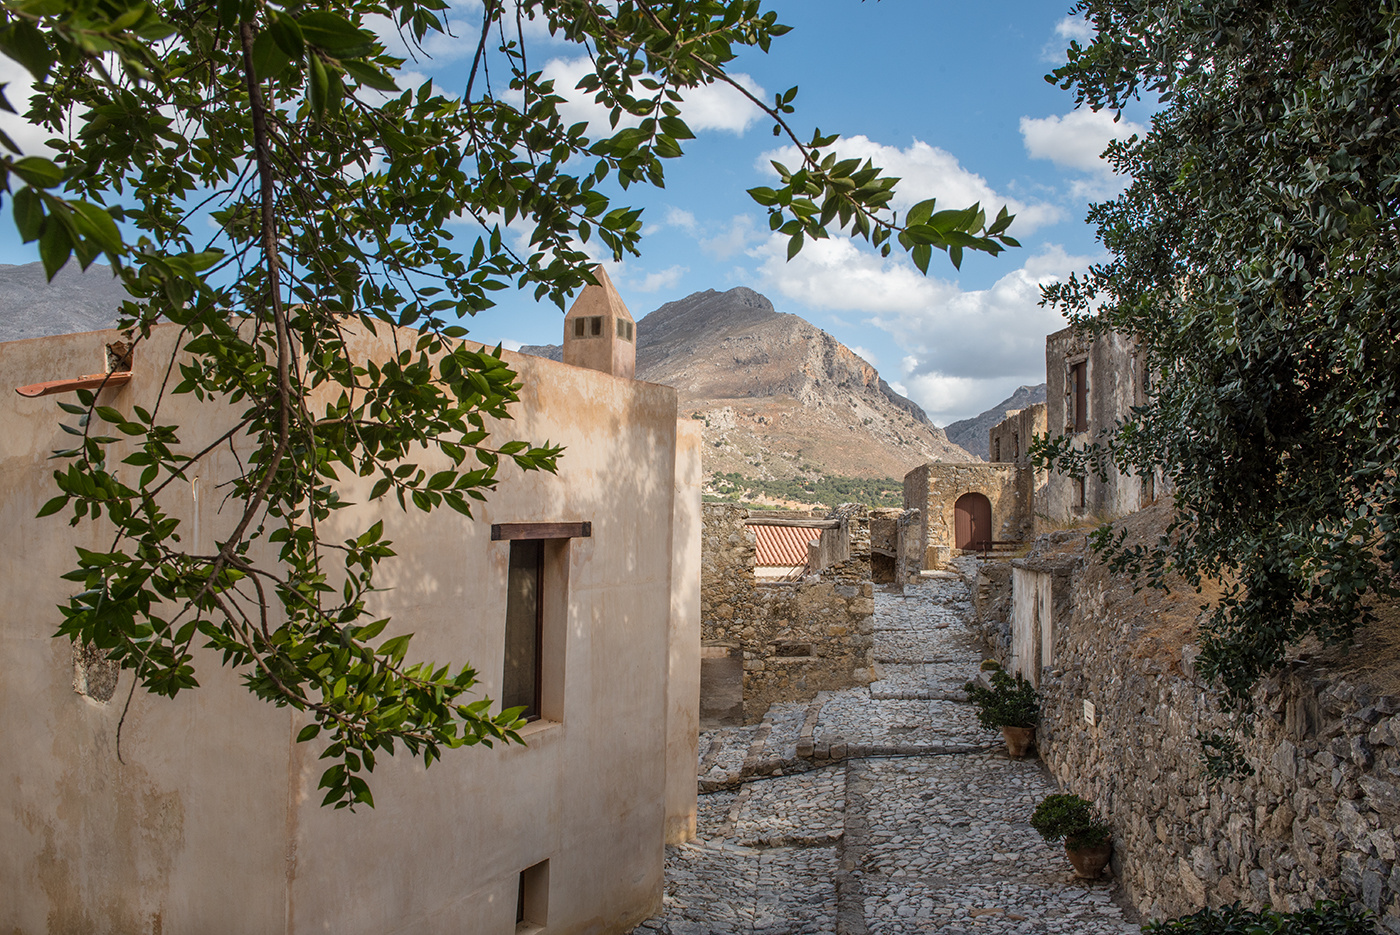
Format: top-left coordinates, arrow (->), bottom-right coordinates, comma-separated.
631,566 -> 1140,935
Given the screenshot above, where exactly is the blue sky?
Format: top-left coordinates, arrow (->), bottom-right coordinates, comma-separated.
0,1 -> 1153,424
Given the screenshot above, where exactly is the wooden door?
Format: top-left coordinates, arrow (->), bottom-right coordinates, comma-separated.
954,493 -> 992,550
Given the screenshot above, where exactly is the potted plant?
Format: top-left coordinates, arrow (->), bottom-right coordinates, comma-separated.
963,667 -> 1039,757
1029,793 -> 1113,879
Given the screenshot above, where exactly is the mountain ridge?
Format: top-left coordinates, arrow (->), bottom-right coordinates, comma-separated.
942,384 -> 1048,459
521,285 -> 975,488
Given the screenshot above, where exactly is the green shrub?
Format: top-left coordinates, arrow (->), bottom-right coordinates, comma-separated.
1029,793 -> 1111,850
979,659 -> 1002,671
1143,901 -> 1375,935
963,669 -> 1038,730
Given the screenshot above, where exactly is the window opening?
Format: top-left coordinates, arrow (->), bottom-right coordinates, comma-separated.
1073,477 -> 1086,510
1012,431 -> 1019,460
589,316 -> 602,336
1069,361 -> 1088,432
573,319 -> 585,338
992,438 -> 1001,462
516,860 -> 549,933
615,319 -> 633,341
504,540 -> 544,721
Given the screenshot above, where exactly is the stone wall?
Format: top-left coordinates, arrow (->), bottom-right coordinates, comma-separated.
903,462 -> 1028,570
700,504 -> 875,724
979,530 -> 1400,929
869,508 -> 923,585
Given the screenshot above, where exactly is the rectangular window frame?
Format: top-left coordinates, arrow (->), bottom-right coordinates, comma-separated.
503,539 -> 545,721
516,859 -> 549,934
1068,360 -> 1088,433
498,527 -> 583,730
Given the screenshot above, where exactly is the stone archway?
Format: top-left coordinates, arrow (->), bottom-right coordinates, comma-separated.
953,492 -> 992,551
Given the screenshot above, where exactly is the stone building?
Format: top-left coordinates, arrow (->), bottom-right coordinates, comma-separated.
987,402 -> 1046,469
0,269 -> 701,935
1041,325 -> 1160,523
902,462 -> 1030,569
904,324 -> 1161,571
698,505 -> 876,726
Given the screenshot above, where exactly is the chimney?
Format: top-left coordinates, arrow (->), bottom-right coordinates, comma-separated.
562,265 -> 636,379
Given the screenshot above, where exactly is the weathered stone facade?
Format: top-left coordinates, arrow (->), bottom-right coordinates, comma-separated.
869,507 -> 922,585
988,402 -> 1047,467
700,504 -> 875,725
975,530 -> 1400,929
903,462 -> 1030,569
1042,326 -> 1162,525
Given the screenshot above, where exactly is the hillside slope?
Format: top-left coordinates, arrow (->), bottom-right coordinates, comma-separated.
0,262 -> 127,343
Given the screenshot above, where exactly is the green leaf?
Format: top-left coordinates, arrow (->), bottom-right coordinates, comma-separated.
38,220 -> 72,280
13,186 -> 43,241
36,495 -> 68,518
11,156 -> 62,188
268,12 -> 305,59
251,29 -> 292,80
297,11 -> 374,56
296,723 -> 321,743
0,21 -> 53,79
342,58 -> 398,92
308,53 -> 329,120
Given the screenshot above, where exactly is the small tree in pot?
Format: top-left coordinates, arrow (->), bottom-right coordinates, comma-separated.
964,667 -> 1039,757
1030,793 -> 1113,879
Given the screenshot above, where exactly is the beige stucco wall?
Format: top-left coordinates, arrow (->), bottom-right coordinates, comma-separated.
1,322 -> 697,934
664,420 -> 701,845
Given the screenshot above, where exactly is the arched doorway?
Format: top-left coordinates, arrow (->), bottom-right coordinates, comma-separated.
954,493 -> 992,551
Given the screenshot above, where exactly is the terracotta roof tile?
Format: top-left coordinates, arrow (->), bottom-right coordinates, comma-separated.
750,523 -> 817,568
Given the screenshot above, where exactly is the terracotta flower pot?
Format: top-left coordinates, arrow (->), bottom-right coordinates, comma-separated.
1065,840 -> 1112,879
1001,725 -> 1035,758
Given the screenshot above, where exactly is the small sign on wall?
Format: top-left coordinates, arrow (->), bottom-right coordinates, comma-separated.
1083,700 -> 1097,727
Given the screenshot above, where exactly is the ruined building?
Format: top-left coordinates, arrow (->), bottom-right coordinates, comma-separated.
904,325 -> 1159,570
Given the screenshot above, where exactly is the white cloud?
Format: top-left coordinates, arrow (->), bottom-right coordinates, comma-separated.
643,206 -> 698,236
0,58 -> 59,156
699,214 -> 762,259
1056,15 -> 1094,43
848,346 -> 878,368
753,234 -> 1097,423
1020,109 -> 1145,199
539,55 -> 764,139
1042,15 -> 1094,62
677,73 -> 764,133
630,264 -> 687,293
500,338 -> 524,351
760,136 -> 1062,234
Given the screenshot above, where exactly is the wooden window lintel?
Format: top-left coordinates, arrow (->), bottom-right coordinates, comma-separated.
492,521 -> 592,541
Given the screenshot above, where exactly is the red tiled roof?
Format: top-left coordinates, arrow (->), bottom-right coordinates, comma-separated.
750,524 -> 817,567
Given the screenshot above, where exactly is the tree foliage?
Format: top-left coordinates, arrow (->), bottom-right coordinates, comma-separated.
0,0 -> 1017,806
1039,0 -> 1400,702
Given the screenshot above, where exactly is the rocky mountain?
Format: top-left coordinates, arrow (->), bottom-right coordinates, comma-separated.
521,286 -> 974,486
942,383 -> 1048,459
0,262 -> 128,343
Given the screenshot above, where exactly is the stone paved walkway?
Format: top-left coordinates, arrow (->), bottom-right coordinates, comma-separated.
632,562 -> 1141,935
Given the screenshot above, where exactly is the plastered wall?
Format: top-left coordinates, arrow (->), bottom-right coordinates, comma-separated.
1,323 -> 699,935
